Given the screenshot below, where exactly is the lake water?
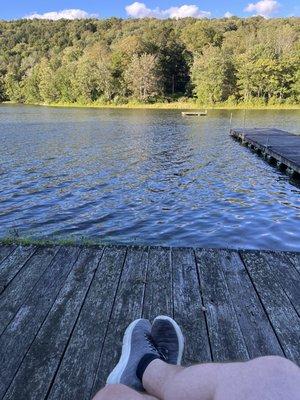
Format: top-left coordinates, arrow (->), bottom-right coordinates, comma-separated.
0,104 -> 299,250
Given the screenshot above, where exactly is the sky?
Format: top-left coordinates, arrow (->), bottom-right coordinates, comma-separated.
0,0 -> 299,21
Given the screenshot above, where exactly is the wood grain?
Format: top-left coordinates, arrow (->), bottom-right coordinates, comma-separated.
172,247 -> 211,364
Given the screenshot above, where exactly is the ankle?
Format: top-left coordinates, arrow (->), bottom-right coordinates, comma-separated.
142,359 -> 183,398
136,353 -> 161,381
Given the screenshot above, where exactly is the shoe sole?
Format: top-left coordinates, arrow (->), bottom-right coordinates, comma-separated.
106,318 -> 142,385
153,315 -> 184,365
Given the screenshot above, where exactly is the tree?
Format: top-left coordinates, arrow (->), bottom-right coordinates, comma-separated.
73,57 -> 99,103
21,65 -> 41,103
0,17 -> 299,105
236,48 -> 300,102
125,53 -> 161,102
4,71 -> 23,102
181,20 -> 223,54
0,74 -> 6,102
191,46 -> 235,104
38,58 -> 59,103
291,69 -> 300,102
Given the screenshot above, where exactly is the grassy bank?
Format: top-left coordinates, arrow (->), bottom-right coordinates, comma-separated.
3,100 -> 300,110
0,235 -> 105,247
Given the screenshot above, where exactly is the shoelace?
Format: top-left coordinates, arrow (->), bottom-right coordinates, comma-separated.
144,333 -> 167,360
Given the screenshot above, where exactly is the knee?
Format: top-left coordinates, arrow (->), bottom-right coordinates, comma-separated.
93,384 -> 128,400
251,356 -> 299,379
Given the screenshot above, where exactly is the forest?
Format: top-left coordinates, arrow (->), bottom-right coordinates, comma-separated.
0,16 -> 299,106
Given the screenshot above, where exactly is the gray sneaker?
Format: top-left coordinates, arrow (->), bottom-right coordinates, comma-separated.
106,319 -> 161,391
151,315 -> 184,365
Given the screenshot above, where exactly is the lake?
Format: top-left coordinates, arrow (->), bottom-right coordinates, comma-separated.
0,104 -> 299,250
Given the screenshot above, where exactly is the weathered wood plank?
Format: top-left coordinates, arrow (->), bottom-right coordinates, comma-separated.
3,247 -> 104,400
259,251 -> 300,316
230,128 -> 300,174
92,246 -> 149,396
46,245 -> 126,400
0,246 -> 81,399
195,249 -> 249,362
0,245 -> 17,265
220,250 -> 283,357
240,251 -> 300,364
142,246 -> 172,320
0,243 -> 299,399
0,245 -> 36,294
0,246 -> 59,336
172,248 -> 211,364
284,252 -> 300,275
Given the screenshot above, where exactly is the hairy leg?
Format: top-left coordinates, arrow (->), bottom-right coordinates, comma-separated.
143,356 -> 300,400
93,383 -> 158,400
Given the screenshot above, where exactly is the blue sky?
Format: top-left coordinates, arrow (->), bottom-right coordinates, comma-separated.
0,0 -> 299,20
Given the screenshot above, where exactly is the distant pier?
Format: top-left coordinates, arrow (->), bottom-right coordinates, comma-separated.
182,110 -> 207,116
230,128 -> 300,176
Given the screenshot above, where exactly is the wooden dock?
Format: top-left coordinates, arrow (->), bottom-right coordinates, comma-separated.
230,128 -> 300,176
0,243 -> 299,399
182,110 -> 207,116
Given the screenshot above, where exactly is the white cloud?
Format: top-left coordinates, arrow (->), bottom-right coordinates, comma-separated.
125,2 -> 211,19
165,5 -> 211,19
244,0 -> 279,17
224,11 -> 233,18
24,9 -> 98,20
125,2 -> 156,18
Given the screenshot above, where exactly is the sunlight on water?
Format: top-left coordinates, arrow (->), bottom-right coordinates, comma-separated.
0,104 -> 299,250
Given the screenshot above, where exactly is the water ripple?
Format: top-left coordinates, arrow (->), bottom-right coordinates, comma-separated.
0,105 -> 299,250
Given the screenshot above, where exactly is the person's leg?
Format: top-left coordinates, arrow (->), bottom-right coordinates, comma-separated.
93,383 -> 158,400
143,356 -> 300,400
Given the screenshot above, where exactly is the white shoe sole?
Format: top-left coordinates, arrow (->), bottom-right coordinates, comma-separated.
153,315 -> 184,365
106,319 -> 142,385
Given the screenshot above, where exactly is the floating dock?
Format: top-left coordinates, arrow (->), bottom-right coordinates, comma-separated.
0,243 -> 299,399
182,110 -> 207,116
230,128 -> 300,176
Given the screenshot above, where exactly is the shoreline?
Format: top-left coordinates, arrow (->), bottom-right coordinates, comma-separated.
3,101 -> 300,111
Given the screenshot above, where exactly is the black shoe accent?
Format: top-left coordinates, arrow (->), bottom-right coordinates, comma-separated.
136,353 -> 160,381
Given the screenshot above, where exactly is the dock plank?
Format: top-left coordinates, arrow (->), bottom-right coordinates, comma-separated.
142,246 -> 172,320
258,251 -> 300,316
0,243 -> 299,399
221,250 -> 283,357
284,252 -> 300,275
0,245 -> 36,294
3,247 -> 104,400
92,246 -> 149,396
0,246 -> 59,336
195,249 -> 249,362
47,246 -> 126,400
240,251 -> 300,364
172,248 -> 211,364
0,246 -> 80,399
0,245 -> 17,265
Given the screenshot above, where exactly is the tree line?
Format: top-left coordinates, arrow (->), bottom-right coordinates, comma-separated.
0,17 -> 299,105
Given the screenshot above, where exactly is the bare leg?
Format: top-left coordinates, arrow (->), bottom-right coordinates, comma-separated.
143,356 -> 300,400
93,383 -> 158,400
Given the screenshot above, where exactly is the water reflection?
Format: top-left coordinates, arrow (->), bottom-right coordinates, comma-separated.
0,104 -> 299,250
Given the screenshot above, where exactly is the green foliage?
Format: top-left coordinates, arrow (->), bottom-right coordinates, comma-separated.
125,53 -> 162,101
0,75 -> 6,102
191,46 -> 236,103
0,17 -> 299,106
